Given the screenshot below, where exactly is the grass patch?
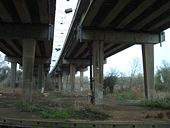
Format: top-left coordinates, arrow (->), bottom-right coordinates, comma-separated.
15,101 -> 43,112
15,101 -> 110,120
72,107 -> 110,120
40,109 -> 70,119
139,98 -> 170,109
116,91 -> 137,100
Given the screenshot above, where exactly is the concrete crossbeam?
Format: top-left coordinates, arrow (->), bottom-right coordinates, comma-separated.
77,30 -> 165,44
0,23 -> 51,40
5,56 -> 50,64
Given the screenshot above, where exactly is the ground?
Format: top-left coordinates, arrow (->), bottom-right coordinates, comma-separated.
0,87 -> 170,121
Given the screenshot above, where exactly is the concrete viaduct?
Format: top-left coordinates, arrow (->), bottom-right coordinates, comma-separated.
50,0 -> 170,104
0,0 -> 56,102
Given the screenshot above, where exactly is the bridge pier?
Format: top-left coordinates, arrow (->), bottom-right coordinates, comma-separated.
92,41 -> 104,105
62,71 -> 69,92
10,62 -> 17,92
58,74 -> 62,91
80,70 -> 84,92
38,64 -> 45,93
142,44 -> 155,99
70,64 -> 76,92
22,39 -> 36,102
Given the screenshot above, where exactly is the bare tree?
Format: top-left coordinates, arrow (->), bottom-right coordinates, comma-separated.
129,57 -> 142,88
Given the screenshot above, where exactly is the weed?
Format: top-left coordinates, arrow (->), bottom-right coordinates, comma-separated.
15,101 -> 43,112
139,98 -> 170,109
40,109 -> 70,119
116,91 -> 137,100
72,107 -> 110,120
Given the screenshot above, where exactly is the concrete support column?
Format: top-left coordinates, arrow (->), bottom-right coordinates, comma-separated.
22,39 -> 36,102
92,41 -> 104,105
38,64 -> 45,93
62,72 -> 68,91
10,62 -> 17,91
80,70 -> 84,92
142,44 -> 155,99
70,64 -> 76,92
58,74 -> 62,91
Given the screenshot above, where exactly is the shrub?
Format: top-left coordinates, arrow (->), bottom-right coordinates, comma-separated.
139,98 -> 170,109
15,101 -> 43,112
116,91 -> 137,100
41,109 -> 70,119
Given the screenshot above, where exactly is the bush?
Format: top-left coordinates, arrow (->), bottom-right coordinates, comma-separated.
41,109 -> 70,119
15,101 -> 43,112
155,61 -> 170,91
116,91 -> 137,100
104,74 -> 117,93
139,98 -> 170,109
72,107 -> 110,120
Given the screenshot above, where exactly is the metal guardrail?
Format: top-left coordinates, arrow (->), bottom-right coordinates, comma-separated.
0,118 -> 170,128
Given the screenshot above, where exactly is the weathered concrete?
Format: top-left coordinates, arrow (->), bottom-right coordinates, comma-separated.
10,62 -> 17,92
70,64 -> 76,92
92,41 -> 104,105
38,64 -> 45,93
142,44 -> 155,99
80,70 -> 84,92
58,74 -> 62,91
22,39 -> 36,102
62,71 -> 69,91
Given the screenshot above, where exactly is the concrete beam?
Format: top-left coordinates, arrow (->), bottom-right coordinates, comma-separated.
99,0 -> 131,28
0,23 -> 51,40
62,58 -> 89,65
116,0 -> 156,29
77,30 -> 165,44
81,0 -> 104,26
5,56 -> 50,64
133,2 -> 170,30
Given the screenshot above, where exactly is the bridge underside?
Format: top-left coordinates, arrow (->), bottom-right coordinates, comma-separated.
0,0 -> 56,102
52,0 -> 170,104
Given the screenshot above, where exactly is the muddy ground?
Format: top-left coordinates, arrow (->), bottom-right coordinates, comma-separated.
0,88 -> 170,121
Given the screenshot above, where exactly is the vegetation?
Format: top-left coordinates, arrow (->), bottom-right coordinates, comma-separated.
72,107 -> 110,120
155,61 -> 170,91
15,101 -> 110,120
15,101 -> 43,112
41,109 -> 70,119
115,91 -> 138,100
139,98 -> 170,109
104,69 -> 118,94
